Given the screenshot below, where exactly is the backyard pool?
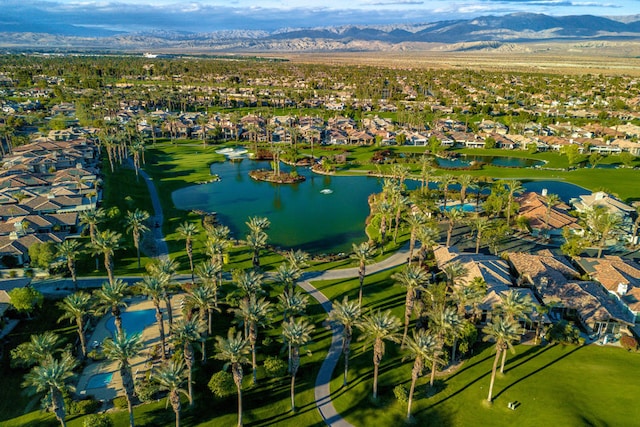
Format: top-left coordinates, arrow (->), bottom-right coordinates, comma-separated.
441,203 -> 477,212
86,372 -> 114,389
106,309 -> 156,336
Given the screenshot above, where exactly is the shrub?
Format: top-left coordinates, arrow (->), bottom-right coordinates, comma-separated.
83,414 -> 113,427
112,396 -> 128,409
393,385 -> 408,404
263,356 -> 287,378
208,371 -> 235,399
87,350 -> 105,361
136,380 -> 159,403
72,398 -> 101,415
620,335 -> 638,351
546,320 -> 581,345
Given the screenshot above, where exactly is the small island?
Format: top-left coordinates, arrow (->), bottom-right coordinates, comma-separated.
249,169 -> 306,184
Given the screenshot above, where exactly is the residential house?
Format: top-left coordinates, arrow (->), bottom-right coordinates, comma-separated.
516,191 -> 581,238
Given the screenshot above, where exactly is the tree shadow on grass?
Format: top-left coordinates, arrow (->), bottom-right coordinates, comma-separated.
493,344 -> 583,401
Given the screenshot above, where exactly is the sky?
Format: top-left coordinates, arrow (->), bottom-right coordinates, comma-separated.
1,0 -> 639,35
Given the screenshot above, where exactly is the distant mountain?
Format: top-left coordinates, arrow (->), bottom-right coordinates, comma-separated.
2,13 -> 640,52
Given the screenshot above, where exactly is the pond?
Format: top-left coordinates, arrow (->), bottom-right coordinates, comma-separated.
172,160 -> 389,253
172,160 -> 590,253
436,155 -> 544,169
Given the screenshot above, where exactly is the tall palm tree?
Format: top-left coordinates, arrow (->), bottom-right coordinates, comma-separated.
443,207 -> 465,247
357,310 -> 401,399
185,283 -> 218,336
419,154 -> 435,194
246,216 -> 271,235
406,213 -> 427,265
482,315 -> 519,403
57,292 -> 92,360
214,329 -> 250,427
427,305 -> 461,386
138,275 -> 168,360
153,359 -> 190,427
416,223 -> 439,266
393,264 -> 430,346
231,269 -> 265,312
176,221 -> 198,282
11,331 -> 63,368
584,205 -> 623,258
504,180 -> 523,225
94,279 -> 128,336
351,241 -> 374,306
195,259 -> 222,308
328,296 -> 361,386
102,332 -> 144,427
23,353 -> 77,427
282,317 -> 314,411
88,229 -> 122,285
496,290 -> 533,373
232,295 -> 272,384
246,230 -> 268,269
172,316 -> 205,406
274,262 -> 301,294
79,207 -> 105,244
125,209 -> 150,269
438,174 -> 455,211
277,289 -> 309,323
284,249 -> 310,270
468,215 -> 490,254
404,330 -> 443,420
56,239 -> 81,290
457,174 -> 473,204
544,193 -> 561,234
148,258 -> 178,329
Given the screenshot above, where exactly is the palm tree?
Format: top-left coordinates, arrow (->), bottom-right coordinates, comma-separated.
427,305 -> 461,386
419,154 -> 435,194
23,353 -> 77,427
56,239 -> 81,290
195,260 -> 222,308
176,221 -> 198,282
102,332 -> 144,427
277,289 -> 309,323
153,359 -> 190,427
94,279 -> 128,336
443,207 -> 465,247
544,193 -> 561,234
138,275 -> 168,359
584,205 -> 623,258
351,241 -> 374,306
357,310 -> 401,399
172,316 -> 205,406
282,317 -> 314,411
457,174 -> 473,204
246,230 -> 268,269
284,249 -> 310,270
468,215 -> 490,254
438,174 -> 455,211
246,216 -> 271,235
406,213 -> 427,265
504,180 -> 523,225
404,330 -> 443,420
185,282 -> 218,336
214,329 -> 250,427
393,264 -> 429,346
125,209 -> 150,269
11,331 -> 63,368
416,223 -> 439,266
231,269 -> 265,312
328,296 -> 361,386
482,315 -> 519,403
79,207 -> 105,244
274,262 -> 301,294
148,258 -> 178,329
88,229 -> 122,285
57,292 -> 92,360
232,295 -> 272,384
496,290 -> 533,373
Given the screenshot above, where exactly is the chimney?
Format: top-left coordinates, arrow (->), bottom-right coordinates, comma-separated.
617,283 -> 628,296
541,188 -> 548,197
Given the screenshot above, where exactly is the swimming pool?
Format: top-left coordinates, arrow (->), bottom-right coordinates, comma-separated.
441,203 -> 477,213
86,372 -> 114,389
106,308 -> 156,336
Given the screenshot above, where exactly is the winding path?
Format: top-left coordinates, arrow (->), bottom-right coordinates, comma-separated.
297,246 -> 411,426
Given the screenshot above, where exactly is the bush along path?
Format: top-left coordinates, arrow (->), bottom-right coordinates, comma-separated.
297,245 -> 410,426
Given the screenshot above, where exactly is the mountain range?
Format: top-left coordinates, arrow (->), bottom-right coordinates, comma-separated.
2,13 -> 640,53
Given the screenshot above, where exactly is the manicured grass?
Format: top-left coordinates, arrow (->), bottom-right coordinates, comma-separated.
329,342 -> 640,426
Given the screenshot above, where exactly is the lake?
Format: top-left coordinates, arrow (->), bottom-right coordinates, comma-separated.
436,154 -> 544,169
172,158 -> 589,253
